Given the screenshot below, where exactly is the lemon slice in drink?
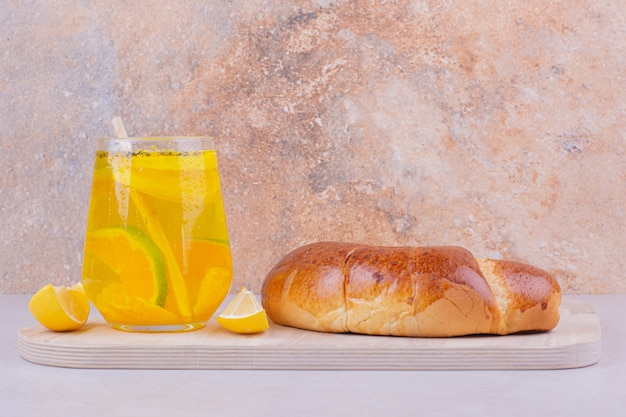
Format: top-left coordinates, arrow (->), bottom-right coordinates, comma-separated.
96,149 -> 220,203
28,283 -> 90,331
217,287 -> 269,334
94,284 -> 181,326
170,239 -> 232,319
82,227 -> 167,307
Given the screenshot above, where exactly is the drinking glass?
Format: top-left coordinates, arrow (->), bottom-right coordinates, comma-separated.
81,137 -> 232,332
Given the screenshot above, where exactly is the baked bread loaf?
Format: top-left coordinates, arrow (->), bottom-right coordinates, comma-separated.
261,242 -> 561,337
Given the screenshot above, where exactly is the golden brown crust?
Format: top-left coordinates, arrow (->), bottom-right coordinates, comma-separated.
261,242 -> 561,337
476,258 -> 562,334
260,242 -> 355,332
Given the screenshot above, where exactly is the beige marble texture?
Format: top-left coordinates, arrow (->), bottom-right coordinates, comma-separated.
1,0 -> 625,294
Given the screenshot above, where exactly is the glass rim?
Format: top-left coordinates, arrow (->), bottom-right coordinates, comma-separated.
100,136 -> 213,141
96,136 -> 215,151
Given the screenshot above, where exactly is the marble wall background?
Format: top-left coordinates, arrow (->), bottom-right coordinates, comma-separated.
1,0 -> 625,294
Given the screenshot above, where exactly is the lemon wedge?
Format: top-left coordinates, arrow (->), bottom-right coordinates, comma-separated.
216,287 -> 269,334
28,283 -> 90,331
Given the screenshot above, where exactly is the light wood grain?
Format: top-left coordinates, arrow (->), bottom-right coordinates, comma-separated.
17,297 -> 601,370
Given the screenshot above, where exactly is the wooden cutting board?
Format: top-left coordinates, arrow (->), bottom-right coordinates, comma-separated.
17,297 -> 600,370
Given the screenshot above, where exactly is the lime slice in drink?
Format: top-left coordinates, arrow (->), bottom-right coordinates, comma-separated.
83,227 -> 168,307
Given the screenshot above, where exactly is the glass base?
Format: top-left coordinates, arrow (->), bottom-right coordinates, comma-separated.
110,322 -> 205,333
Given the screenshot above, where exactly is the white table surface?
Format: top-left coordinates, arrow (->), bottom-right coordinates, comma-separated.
1,294 -> 625,417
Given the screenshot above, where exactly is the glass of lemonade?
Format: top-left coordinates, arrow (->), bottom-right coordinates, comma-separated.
81,137 -> 232,332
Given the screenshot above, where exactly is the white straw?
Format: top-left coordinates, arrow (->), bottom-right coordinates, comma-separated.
112,117 -> 129,139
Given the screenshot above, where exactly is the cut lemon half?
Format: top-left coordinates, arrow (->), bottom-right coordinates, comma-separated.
216,287 -> 269,334
28,282 -> 90,331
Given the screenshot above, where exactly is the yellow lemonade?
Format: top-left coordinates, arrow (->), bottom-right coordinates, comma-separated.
82,138 -> 232,332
